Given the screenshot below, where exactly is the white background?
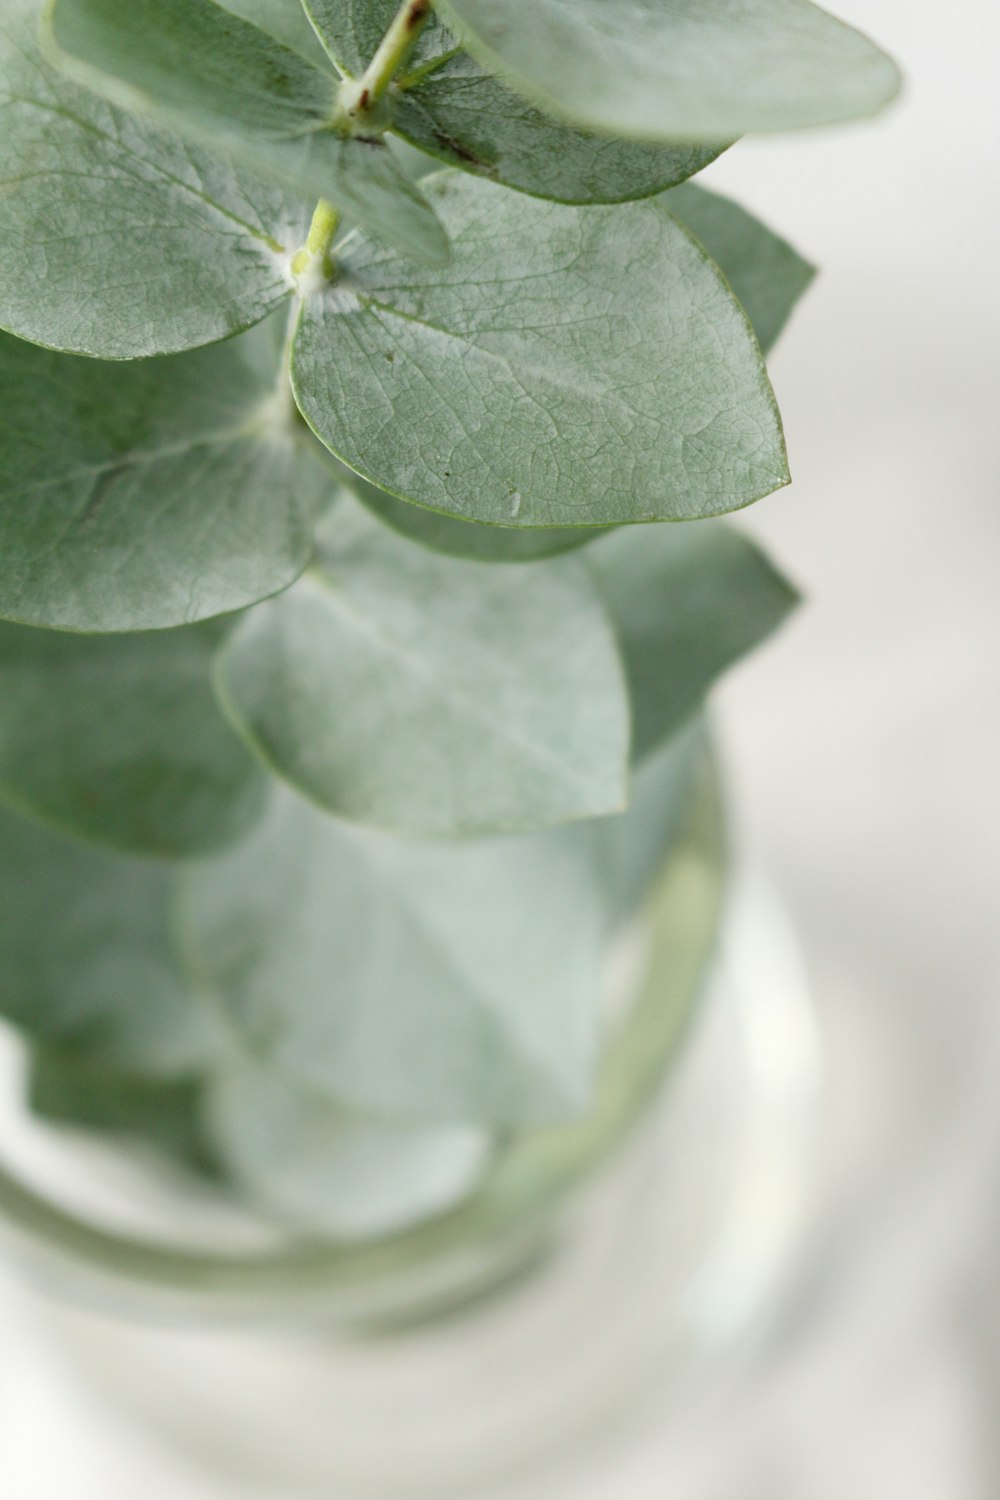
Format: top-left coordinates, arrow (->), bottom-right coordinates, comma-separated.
2,0 -> 999,1493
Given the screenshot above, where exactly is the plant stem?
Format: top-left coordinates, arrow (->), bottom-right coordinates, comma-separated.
357,0 -> 432,107
291,199 -> 340,287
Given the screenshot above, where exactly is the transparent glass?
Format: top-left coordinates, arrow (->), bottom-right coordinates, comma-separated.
0,772 -> 821,1498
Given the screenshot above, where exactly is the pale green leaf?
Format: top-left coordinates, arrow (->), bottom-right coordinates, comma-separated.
0,620 -> 268,857
46,0 -> 449,265
590,523 -> 799,763
293,173 -> 788,526
47,0 -> 338,140
0,0 -> 306,357
347,472 -> 600,561
346,183 -> 814,562
205,1054 -> 491,1236
0,319 -> 329,632
0,805 -> 223,1076
306,0 -> 725,202
214,498 -> 629,836
296,439 -> 599,560
218,0 -> 333,68
434,0 -> 900,141
668,183 -> 815,355
177,788 -> 607,1125
598,721 -> 706,925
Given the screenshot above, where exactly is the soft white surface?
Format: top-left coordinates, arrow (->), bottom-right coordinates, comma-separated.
2,0 -> 999,1492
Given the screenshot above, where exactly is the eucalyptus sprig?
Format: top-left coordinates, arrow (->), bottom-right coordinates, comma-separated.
0,0 -> 896,1236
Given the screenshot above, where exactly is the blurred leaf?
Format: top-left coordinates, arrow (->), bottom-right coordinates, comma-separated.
218,0 -> 333,67
47,0 -> 338,139
0,0 -> 305,357
434,0 -> 900,141
0,805 -> 223,1076
205,1054 -> 490,1236
668,183 -> 815,354
590,522 -> 799,762
306,0 -> 725,202
0,319 -> 328,632
215,498 -> 629,836
346,472 -> 602,562
46,0 -> 449,264
0,620 -> 267,857
598,721 -> 706,925
178,788 -> 607,1126
29,1049 -> 215,1172
293,173 -> 788,525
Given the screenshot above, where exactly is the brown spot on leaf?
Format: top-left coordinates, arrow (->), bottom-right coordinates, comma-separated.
433,131 -> 493,172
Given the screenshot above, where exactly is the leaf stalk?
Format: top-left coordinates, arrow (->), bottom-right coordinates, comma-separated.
337,0 -> 432,124
291,199 -> 340,289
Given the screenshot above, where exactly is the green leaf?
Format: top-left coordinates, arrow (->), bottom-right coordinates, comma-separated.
177,788 -> 608,1125
590,522 -> 799,763
329,185 -> 813,567
0,319 -> 329,632
47,0 -> 338,140
599,721 -> 706,926
434,0 -> 900,141
667,183 -> 815,355
245,135 -> 450,265
0,620 -> 268,857
29,1048 -> 215,1173
204,1054 -> 491,1236
214,498 -> 629,835
347,471 -> 603,562
306,0 -> 725,203
218,0 -> 334,68
339,184 -> 813,566
0,0 -> 306,358
293,173 -> 788,527
0,804 -> 223,1076
344,186 -> 815,561
46,0 -> 449,266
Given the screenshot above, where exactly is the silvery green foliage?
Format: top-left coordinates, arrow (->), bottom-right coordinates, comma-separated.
434,0 -> 899,139
0,0 -> 892,1236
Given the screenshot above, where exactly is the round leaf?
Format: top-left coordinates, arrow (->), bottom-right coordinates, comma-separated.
0,0 -> 304,357
46,0 -> 339,142
345,183 -> 815,563
434,0 -> 900,141
0,620 -> 268,857
214,499 -> 630,837
0,805 -> 222,1076
590,522 -> 799,763
348,471 -> 604,561
218,0 -> 334,68
205,1055 -> 491,1237
177,789 -> 606,1126
667,183 -> 815,355
0,319 -> 329,631
292,173 -> 789,527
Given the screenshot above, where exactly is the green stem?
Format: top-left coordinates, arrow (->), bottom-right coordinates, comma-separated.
291,199 -> 340,286
358,0 -> 432,105
338,0 -> 431,127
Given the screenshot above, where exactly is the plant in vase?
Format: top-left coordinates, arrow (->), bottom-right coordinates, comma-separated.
0,0 -> 895,1414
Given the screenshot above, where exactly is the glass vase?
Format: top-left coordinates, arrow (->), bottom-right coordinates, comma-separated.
0,760 -> 821,1498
